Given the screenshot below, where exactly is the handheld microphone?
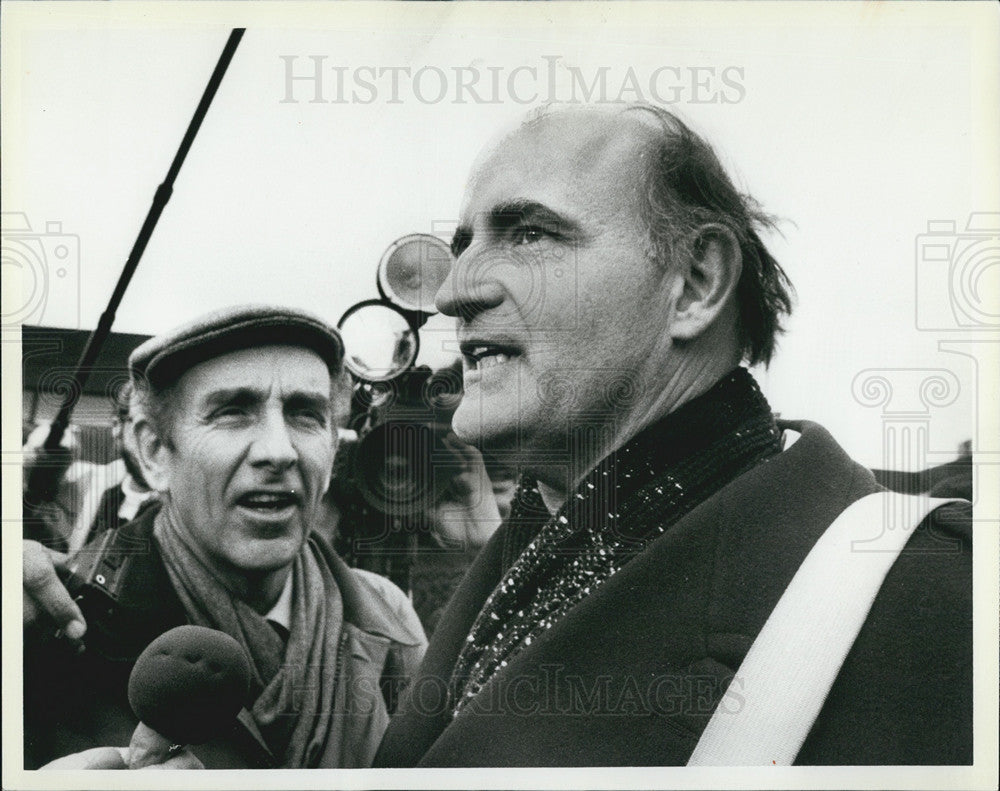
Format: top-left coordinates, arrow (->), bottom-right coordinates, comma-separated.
126,625 -> 251,768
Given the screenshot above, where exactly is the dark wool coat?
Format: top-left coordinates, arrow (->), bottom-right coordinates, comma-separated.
373,421 -> 972,766
24,508 -> 427,769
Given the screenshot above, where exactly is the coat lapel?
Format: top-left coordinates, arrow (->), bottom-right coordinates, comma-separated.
376,421 -> 879,766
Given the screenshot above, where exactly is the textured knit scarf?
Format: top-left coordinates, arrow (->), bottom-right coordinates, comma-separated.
449,368 -> 782,715
154,509 -> 346,767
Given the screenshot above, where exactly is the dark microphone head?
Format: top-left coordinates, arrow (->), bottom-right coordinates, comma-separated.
128,625 -> 251,745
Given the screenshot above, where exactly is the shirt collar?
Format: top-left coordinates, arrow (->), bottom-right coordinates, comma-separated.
118,475 -> 155,520
264,571 -> 294,630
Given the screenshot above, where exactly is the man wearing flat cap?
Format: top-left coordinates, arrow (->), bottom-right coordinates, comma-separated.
23,305 -> 427,769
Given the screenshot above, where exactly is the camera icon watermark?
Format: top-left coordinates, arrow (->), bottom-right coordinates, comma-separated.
915,213 -> 1000,331
850,367 -> 965,553
1,212 -> 81,329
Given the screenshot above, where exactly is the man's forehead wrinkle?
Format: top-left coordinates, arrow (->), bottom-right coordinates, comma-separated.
520,106 -> 653,153
460,128 -> 515,220
470,106 -> 652,173
181,360 -> 331,408
459,109 -> 653,244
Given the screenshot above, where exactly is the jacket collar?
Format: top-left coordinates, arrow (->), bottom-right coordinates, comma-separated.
311,533 -> 424,646
70,505 -> 186,661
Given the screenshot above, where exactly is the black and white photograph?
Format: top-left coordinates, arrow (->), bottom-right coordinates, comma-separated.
3,2 -> 998,789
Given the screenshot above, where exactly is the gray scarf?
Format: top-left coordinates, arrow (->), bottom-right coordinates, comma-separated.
154,508 -> 346,767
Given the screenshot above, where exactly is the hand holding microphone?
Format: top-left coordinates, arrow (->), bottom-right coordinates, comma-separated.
125,625 -> 251,768
41,625 -> 251,770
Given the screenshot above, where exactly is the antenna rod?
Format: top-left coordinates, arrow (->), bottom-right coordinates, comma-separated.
25,29 -> 245,544
43,28 -> 246,451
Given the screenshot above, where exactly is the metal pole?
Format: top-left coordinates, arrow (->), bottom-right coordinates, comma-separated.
25,29 -> 246,543
42,27 -> 246,451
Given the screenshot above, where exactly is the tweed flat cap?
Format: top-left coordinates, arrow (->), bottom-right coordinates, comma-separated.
129,305 -> 344,390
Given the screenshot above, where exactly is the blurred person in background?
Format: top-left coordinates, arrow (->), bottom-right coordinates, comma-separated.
78,381 -> 158,544
329,362 -> 505,635
22,419 -> 124,554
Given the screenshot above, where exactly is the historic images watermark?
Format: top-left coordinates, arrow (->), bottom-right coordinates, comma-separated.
1,212 -> 81,331
913,213 -> 999,470
280,56 -> 746,106
915,214 -> 1000,333
848,213 -> 999,551
284,664 -> 745,720
915,213 -> 999,460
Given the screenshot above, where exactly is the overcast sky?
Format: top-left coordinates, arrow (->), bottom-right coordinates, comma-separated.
3,1 -> 998,469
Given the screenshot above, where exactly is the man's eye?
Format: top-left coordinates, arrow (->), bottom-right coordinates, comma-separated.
290,410 -> 327,427
211,407 -> 249,422
512,226 -> 546,245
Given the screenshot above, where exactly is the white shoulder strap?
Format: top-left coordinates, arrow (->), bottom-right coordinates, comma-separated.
687,492 -> 962,766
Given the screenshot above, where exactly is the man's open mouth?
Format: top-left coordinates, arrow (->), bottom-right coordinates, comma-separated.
461,341 -> 521,372
236,491 -> 299,513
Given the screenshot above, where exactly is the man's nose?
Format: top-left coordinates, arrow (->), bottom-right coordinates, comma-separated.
249,412 -> 297,471
435,249 -> 506,321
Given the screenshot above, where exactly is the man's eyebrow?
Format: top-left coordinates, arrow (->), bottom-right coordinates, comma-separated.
284,392 -> 333,412
450,199 -> 586,257
200,388 -> 331,411
488,199 -> 582,236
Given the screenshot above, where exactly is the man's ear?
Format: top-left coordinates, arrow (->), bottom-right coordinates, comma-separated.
132,418 -> 171,494
669,224 -> 743,342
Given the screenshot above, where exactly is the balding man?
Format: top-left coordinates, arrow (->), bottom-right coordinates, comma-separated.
372,106 -> 972,766
24,306 -> 426,769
